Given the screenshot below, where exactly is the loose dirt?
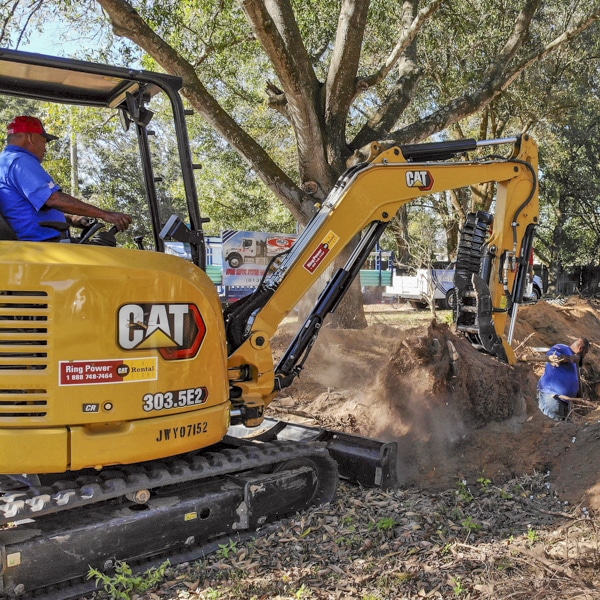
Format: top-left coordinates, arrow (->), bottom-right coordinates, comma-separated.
268,297 -> 600,510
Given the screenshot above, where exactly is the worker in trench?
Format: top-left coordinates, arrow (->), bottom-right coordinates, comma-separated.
537,337 -> 590,420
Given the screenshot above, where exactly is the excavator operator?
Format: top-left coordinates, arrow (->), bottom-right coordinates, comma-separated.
0,115 -> 132,241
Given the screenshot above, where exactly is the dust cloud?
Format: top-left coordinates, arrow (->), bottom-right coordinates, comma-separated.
269,299 -> 600,503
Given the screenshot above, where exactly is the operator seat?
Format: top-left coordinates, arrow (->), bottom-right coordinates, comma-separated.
0,212 -> 17,241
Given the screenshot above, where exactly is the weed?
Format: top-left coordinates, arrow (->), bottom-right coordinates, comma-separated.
461,516 -> 482,532
88,559 -> 169,599
477,477 -> 492,490
342,514 -> 356,526
456,480 -> 473,503
294,584 -> 314,598
452,576 -> 465,596
375,516 -> 397,530
527,526 -> 540,543
216,539 -> 238,559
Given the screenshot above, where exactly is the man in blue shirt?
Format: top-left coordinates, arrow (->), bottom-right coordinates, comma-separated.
537,337 -> 590,420
0,116 -> 132,241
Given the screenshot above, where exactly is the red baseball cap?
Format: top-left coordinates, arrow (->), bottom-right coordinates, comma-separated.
7,116 -> 58,141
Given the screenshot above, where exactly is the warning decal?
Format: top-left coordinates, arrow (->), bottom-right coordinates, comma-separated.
304,230 -> 340,274
59,358 -> 157,386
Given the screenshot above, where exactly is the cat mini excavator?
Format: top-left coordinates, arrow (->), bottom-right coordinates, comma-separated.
0,48 -> 538,598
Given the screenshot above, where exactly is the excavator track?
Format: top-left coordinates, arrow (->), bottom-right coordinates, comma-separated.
0,439 -> 338,598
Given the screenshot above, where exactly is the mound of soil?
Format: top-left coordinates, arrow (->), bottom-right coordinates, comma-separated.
268,298 -> 600,510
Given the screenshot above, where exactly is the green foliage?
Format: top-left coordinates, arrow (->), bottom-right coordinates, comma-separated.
527,526 -> 540,543
456,480 -> 474,504
452,576 -> 466,596
294,584 -> 314,599
374,517 -> 396,531
460,515 -> 482,532
477,477 -> 492,490
87,559 -> 169,599
216,539 -> 238,559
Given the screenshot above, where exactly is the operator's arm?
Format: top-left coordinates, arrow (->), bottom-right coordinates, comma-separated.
45,191 -> 132,231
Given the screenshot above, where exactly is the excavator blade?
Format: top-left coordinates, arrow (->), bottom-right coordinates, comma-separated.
227,418 -> 398,489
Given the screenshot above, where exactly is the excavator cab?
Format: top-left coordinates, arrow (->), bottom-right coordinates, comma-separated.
0,48 -> 237,476
0,47 -> 207,263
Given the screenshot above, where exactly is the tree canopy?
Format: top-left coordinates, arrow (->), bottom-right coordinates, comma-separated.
4,0 -> 597,221
1,0 -> 600,305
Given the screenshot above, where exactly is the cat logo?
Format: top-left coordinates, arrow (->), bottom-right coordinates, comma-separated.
118,303 -> 206,360
405,170 -> 434,191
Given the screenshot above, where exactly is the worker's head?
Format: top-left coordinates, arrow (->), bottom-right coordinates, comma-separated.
6,116 -> 58,161
571,337 -> 590,358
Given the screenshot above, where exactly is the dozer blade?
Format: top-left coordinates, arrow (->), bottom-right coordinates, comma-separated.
227,418 -> 398,489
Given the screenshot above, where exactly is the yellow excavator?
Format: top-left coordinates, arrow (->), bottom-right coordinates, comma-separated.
0,48 -> 538,598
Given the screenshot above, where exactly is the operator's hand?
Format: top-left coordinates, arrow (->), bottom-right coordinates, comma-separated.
548,352 -> 563,367
65,215 -> 94,229
102,210 -> 133,232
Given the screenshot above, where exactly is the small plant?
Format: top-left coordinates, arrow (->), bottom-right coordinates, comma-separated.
461,516 -> 482,532
527,526 -> 540,543
375,516 -> 397,531
477,477 -> 492,490
216,539 -> 238,559
294,584 -> 314,599
452,576 -> 465,596
342,514 -> 356,526
456,480 -> 474,503
88,559 -> 169,599
440,542 -> 453,555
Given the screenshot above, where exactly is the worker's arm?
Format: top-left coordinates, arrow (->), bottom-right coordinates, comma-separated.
45,191 -> 132,231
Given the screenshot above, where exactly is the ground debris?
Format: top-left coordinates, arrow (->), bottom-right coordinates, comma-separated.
132,472 -> 600,600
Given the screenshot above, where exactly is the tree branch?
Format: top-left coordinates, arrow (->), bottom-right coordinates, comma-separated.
241,0 -> 334,189
385,7 -> 600,144
350,0 -> 423,150
95,0 -> 314,223
324,0 -> 370,168
359,0 -> 441,90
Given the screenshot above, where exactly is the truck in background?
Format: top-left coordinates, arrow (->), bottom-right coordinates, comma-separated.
383,263 -> 455,308
223,231 -> 297,268
382,263 -> 544,309
166,231 -> 298,302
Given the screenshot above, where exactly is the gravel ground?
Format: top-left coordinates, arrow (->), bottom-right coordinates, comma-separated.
89,473 -> 600,600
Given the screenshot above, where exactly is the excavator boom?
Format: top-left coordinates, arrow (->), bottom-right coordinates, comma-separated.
225,135 -> 538,421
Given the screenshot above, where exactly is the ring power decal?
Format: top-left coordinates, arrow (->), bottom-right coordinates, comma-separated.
59,358 -> 157,386
304,230 -> 340,274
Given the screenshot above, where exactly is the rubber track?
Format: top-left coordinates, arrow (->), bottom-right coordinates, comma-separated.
0,440 -> 330,525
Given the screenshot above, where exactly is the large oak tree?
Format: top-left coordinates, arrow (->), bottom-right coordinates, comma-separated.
3,0 -> 599,323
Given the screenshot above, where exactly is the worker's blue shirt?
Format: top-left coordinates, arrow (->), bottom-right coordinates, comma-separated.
537,343 -> 580,397
0,145 -> 65,241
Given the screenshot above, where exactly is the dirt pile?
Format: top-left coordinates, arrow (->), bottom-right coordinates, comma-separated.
269,298 -> 600,509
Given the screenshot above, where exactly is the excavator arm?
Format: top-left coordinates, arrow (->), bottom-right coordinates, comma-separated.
225,135 -> 538,425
